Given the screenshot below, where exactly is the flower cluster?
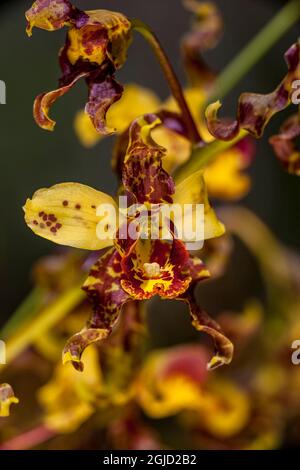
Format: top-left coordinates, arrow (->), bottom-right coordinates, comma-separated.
0,0 -> 300,452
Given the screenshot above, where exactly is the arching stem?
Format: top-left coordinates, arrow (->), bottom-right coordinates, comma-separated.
132,18 -> 202,145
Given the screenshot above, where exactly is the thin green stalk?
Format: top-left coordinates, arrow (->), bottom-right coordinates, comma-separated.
132,18 -> 202,144
5,282 -> 85,365
209,0 -> 300,103
174,130 -> 248,183
0,287 -> 44,340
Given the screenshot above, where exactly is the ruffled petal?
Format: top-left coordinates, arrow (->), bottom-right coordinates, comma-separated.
85,75 -> 123,135
122,114 -> 175,204
62,328 -> 108,372
25,0 -> 76,36
180,293 -> 234,370
75,83 -> 160,147
269,113 -> 300,175
27,3 -> 132,134
34,72 -> 87,131
206,42 -> 300,140
24,182 -> 116,250
64,9 -> 131,68
113,110 -> 190,178
64,249 -> 130,370
0,384 -> 19,417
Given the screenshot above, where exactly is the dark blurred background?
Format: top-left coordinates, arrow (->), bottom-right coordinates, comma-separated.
0,0 -> 299,327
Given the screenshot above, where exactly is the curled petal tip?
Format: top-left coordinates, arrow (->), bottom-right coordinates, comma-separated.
0,384 -> 19,417
207,354 -> 232,371
62,351 -> 84,372
63,328 -> 109,372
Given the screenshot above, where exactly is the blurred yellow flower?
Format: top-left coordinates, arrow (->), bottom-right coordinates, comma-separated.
38,346 -> 102,433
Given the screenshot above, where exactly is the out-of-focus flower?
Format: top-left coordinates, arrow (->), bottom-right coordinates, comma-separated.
38,345 -> 101,433
200,234 -> 233,278
0,384 -> 19,417
205,42 -> 300,141
135,344 -> 249,437
134,345 -> 209,418
26,0 -> 132,133
218,301 -> 263,351
204,138 -> 255,200
191,378 -> 250,440
181,0 -> 223,87
37,301 -> 145,434
33,250 -> 85,293
269,112 -> 300,175
24,114 -> 231,372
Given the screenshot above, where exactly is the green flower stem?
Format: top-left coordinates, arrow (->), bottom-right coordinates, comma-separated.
0,287 -> 44,340
132,18 -> 202,144
208,0 -> 300,103
4,282 -> 85,365
174,130 -> 248,183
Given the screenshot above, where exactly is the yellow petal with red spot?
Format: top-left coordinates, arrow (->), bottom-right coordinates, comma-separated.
66,9 -> 131,67
23,182 -> 116,250
173,170 -> 225,241
74,84 -> 161,148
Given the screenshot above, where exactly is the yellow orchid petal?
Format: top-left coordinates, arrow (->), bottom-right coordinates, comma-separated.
66,9 -> 131,67
38,345 -> 102,433
107,84 -> 160,134
201,379 -> 250,438
25,0 -> 73,36
74,111 -> 101,148
205,147 -> 251,200
74,84 -> 160,147
135,349 -> 205,418
173,170 -> 225,241
24,182 -> 116,250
